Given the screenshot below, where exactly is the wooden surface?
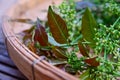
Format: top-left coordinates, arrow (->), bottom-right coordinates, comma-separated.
0,0 -> 27,80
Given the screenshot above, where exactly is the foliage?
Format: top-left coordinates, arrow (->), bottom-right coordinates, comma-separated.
81,8 -> 97,47
57,0 -> 81,41
48,6 -> 69,44
86,0 -> 120,25
12,0 -> 120,80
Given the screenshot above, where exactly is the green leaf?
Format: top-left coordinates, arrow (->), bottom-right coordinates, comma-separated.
80,69 -> 91,80
81,8 -> 97,47
78,42 -> 89,57
49,59 -> 67,66
34,18 -> 48,46
47,6 -> 69,44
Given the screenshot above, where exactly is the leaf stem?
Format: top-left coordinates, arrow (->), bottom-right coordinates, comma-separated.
104,47 -> 107,60
72,34 -> 82,43
112,16 -> 120,27
104,33 -> 110,60
58,42 -> 90,48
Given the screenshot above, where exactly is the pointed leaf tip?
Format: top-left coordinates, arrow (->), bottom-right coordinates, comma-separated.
34,19 -> 48,46
78,42 -> 89,57
81,8 -> 97,47
47,6 -> 69,44
84,57 -> 99,67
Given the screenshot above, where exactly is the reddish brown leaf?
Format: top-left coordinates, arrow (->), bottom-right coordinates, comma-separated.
34,18 -> 48,46
10,18 -> 34,24
78,42 -> 89,57
47,6 -> 69,44
84,57 -> 99,67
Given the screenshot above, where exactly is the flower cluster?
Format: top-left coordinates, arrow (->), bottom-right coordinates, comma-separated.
105,0 -> 120,16
94,23 -> 120,55
92,17 -> 120,79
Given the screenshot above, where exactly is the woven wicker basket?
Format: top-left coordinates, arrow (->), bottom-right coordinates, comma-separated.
2,0 -> 78,80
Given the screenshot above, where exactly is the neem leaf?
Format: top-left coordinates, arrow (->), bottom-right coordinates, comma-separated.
23,26 -> 35,34
78,42 -> 89,57
48,35 -> 61,46
80,69 -> 91,80
84,57 -> 99,67
81,8 -> 97,47
28,42 -> 36,53
52,46 -> 67,59
34,18 -> 48,46
10,19 -> 35,24
49,59 -> 67,66
22,26 -> 35,42
23,33 -> 32,42
48,6 -> 69,44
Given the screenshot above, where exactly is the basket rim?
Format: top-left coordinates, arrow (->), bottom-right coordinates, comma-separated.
1,1 -> 78,80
